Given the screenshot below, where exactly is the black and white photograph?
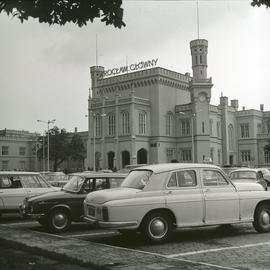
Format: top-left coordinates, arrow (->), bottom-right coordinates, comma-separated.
0,0 -> 270,269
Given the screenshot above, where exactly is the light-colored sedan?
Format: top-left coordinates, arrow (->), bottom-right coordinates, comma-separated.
0,171 -> 59,217
84,163 -> 270,243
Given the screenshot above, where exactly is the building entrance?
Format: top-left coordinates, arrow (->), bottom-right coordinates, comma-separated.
137,148 -> 147,164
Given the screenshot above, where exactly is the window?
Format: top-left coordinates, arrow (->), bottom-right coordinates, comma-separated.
202,170 -> 228,186
166,113 -> 172,136
217,122 -> 220,137
240,123 -> 249,138
200,55 -> 202,64
241,150 -> 251,162
20,161 -> 25,170
139,112 -> 146,134
218,150 -> 221,165
2,160 -> 8,170
19,147 -> 26,156
202,122 -> 205,133
108,114 -> 115,136
267,120 -> 270,134
209,119 -> 213,135
228,124 -> 234,150
167,170 -> 197,188
181,149 -> 191,162
20,176 -> 42,188
181,119 -> 190,136
95,114 -> 102,137
2,146 -> 9,155
264,151 -> 270,163
210,148 -> 214,163
121,111 -> 130,134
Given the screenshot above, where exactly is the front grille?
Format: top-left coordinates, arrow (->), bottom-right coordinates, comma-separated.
88,205 -> 96,217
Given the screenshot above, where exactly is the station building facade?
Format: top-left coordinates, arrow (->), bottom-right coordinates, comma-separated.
86,39 -> 270,170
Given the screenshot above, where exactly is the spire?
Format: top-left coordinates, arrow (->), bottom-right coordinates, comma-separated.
196,0 -> 200,40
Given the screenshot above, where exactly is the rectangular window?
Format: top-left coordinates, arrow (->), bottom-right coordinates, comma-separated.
265,151 -> 270,163
241,150 -> 251,162
20,161 -> 26,170
121,112 -> 130,134
240,123 -> 249,138
95,115 -> 102,137
2,160 -> 8,170
2,146 -> 9,155
217,122 -> 220,137
19,147 -> 26,156
181,149 -> 191,162
167,170 -> 197,187
202,170 -> 228,186
108,114 -> 115,136
139,112 -> 146,134
181,119 -> 190,136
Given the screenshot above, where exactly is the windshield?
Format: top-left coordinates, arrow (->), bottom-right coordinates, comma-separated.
230,171 -> 256,180
63,175 -> 84,192
121,170 -> 152,190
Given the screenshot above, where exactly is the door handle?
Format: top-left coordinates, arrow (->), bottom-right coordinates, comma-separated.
165,190 -> 172,195
203,188 -> 210,193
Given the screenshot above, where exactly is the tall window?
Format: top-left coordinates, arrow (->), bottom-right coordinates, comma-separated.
181,119 -> 190,136
108,114 -> 115,136
121,111 -> 130,134
20,161 -> 26,170
210,148 -> 214,163
228,124 -> 234,150
166,112 -> 173,136
241,150 -> 251,162
2,160 -> 8,170
19,147 -> 26,156
267,120 -> 270,134
218,150 -> 221,165
139,112 -> 146,134
217,122 -> 220,137
202,122 -> 205,133
95,114 -> 102,137
265,151 -> 270,163
2,146 -> 8,155
209,119 -> 213,135
240,123 -> 249,138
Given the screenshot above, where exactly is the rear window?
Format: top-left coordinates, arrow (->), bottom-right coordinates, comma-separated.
230,171 -> 256,180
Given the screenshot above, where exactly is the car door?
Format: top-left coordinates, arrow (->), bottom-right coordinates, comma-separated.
201,169 -> 240,224
165,169 -> 204,227
0,176 -> 27,210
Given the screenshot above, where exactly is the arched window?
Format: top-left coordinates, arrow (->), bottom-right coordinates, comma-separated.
108,113 -> 115,136
166,112 -> 173,136
228,124 -> 234,150
139,111 -> 146,134
95,114 -> 101,137
121,111 -> 130,134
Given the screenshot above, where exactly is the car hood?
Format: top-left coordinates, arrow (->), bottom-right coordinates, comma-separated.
85,187 -> 141,204
233,181 -> 265,191
28,190 -> 79,203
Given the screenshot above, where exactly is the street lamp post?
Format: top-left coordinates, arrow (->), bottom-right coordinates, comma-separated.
37,119 -> 56,171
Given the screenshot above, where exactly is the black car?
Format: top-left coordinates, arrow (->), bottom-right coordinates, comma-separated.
20,172 -> 127,233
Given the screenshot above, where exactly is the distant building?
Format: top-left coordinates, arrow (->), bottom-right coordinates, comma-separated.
86,39 -> 270,170
0,129 -> 39,171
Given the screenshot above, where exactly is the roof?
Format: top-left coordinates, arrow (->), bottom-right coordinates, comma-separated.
0,171 -> 41,176
132,163 -> 220,174
229,168 -> 259,173
68,172 -> 128,178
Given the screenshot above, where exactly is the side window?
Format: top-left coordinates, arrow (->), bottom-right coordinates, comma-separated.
21,176 -> 42,188
35,175 -> 49,187
110,178 -> 123,188
202,170 -> 228,186
257,171 -> 263,179
167,172 -> 177,187
81,179 -> 93,193
96,178 -> 108,190
177,170 -> 197,187
0,177 -> 12,188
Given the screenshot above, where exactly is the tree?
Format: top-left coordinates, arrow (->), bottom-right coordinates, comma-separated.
251,0 -> 270,8
69,133 -> 86,162
0,0 -> 125,28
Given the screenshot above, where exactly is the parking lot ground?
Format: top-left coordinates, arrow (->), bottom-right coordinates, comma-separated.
2,219 -> 270,270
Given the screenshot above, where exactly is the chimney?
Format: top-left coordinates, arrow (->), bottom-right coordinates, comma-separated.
74,127 -> 78,133
242,106 -> 245,111
260,104 -> 264,112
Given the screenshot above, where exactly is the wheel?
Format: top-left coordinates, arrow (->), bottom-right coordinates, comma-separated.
253,204 -> 270,233
141,212 -> 172,243
48,209 -> 71,233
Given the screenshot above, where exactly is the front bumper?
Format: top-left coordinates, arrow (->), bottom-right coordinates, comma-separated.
19,205 -> 44,219
83,216 -> 138,229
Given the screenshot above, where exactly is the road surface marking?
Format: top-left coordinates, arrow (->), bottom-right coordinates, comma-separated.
91,241 -> 240,270
68,231 -> 118,238
167,241 -> 270,257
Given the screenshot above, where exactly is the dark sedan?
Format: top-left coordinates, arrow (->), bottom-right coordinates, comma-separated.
20,172 -> 127,233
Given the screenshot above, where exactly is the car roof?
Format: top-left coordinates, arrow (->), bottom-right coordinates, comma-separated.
68,172 -> 127,178
131,163 -> 221,174
230,168 -> 258,173
0,171 -> 41,176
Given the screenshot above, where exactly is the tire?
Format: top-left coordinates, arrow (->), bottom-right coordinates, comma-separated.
253,204 -> 270,233
48,209 -> 71,233
141,211 -> 172,243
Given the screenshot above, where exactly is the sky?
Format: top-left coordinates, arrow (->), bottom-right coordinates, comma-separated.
0,0 -> 269,134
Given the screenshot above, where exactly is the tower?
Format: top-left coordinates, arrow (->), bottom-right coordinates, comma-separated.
189,39 -> 213,163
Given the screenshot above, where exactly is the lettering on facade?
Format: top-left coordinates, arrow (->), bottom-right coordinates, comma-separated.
101,58 -> 158,78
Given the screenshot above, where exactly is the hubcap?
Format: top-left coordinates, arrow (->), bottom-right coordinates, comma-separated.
149,218 -> 167,239
261,210 -> 270,226
53,213 -> 68,229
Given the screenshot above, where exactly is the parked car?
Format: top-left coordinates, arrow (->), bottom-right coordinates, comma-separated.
20,172 -> 127,233
117,164 -> 148,173
229,168 -> 270,190
0,171 -> 59,217
84,163 -> 270,243
40,171 -> 69,187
